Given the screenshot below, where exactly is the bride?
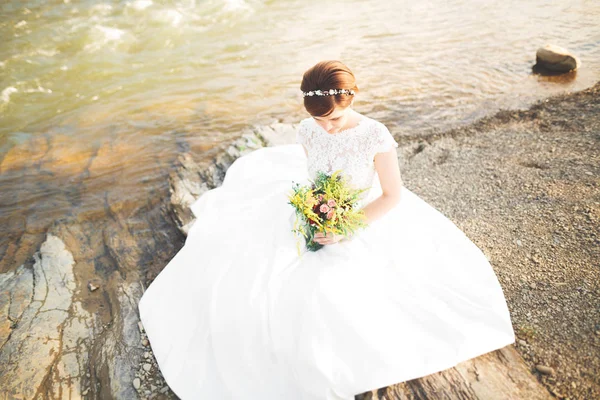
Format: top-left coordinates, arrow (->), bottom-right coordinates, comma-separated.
138,60 -> 515,400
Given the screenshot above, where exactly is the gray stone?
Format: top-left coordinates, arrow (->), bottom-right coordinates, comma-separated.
535,44 -> 580,73
254,123 -> 297,146
168,122 -> 296,237
109,282 -> 145,399
168,153 -> 210,235
535,364 -> 555,375
0,235 -> 91,398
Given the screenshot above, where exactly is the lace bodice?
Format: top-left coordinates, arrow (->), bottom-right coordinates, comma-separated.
295,115 -> 398,202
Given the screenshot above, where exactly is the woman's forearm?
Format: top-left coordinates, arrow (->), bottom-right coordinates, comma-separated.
360,188 -> 402,225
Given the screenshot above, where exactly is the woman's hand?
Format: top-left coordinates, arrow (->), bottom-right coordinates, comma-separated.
313,231 -> 346,245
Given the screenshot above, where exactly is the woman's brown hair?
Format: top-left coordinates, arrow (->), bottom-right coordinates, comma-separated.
300,60 -> 359,117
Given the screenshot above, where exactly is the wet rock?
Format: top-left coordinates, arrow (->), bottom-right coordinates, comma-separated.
105,185 -> 151,218
40,134 -> 95,176
107,282 -> 145,399
103,223 -> 145,273
88,138 -> 138,179
254,123 -> 297,146
0,228 -> 42,275
534,44 -> 580,74
0,234 -> 91,398
169,130 -> 270,235
25,193 -> 72,234
169,153 -> 210,235
86,135 -> 163,218
0,135 -> 49,173
2,218 -> 159,399
0,264 -> 33,347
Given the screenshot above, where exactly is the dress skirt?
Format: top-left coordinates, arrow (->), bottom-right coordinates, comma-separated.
138,143 -> 515,400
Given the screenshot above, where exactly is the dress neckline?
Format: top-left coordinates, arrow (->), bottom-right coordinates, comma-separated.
311,114 -> 369,137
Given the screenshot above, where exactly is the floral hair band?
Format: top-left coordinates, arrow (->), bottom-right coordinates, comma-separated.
302,89 -> 355,97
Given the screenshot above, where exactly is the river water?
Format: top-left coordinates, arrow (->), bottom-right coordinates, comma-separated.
1,0 -> 599,264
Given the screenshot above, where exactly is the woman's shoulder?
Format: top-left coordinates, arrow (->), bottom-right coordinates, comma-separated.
352,115 -> 393,142
299,116 -> 314,128
296,117 -> 316,145
361,116 -> 398,153
359,115 -> 388,131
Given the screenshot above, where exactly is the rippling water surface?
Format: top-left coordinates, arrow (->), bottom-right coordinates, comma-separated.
1,0 -> 599,259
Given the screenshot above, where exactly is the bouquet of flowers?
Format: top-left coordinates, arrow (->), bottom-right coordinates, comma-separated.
288,170 -> 369,254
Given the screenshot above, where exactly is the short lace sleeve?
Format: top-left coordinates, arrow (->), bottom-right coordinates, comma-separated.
295,124 -> 304,146
296,118 -> 312,150
372,122 -> 398,157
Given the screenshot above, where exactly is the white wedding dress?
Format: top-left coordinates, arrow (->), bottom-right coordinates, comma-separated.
138,115 -> 515,400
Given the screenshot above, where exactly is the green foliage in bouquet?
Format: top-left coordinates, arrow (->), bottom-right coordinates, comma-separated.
288,170 -> 369,254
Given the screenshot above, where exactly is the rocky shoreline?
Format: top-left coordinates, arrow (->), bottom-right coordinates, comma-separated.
0,81 -> 598,399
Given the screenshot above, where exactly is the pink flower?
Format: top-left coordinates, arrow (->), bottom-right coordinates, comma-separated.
326,210 -> 335,220
318,194 -> 324,202
327,199 -> 336,207
319,204 -> 330,213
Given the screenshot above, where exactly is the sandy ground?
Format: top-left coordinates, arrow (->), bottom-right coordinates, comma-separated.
394,81 -> 599,400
